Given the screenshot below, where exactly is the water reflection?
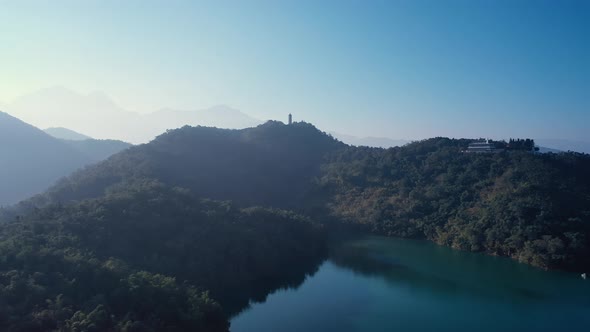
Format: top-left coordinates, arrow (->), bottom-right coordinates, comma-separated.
222,254 -> 325,317
330,238 -> 565,304
231,236 -> 590,332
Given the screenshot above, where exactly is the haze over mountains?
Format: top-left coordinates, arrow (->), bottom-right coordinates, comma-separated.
1,116 -> 589,330
3,86 -> 261,144
3,86 -> 588,152
44,127 -> 93,141
0,112 -> 92,206
60,139 -> 133,162
43,127 -> 133,161
0,113 -> 132,206
1,0 -> 588,330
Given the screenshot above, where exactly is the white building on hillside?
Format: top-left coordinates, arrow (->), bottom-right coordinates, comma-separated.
466,140 -> 501,153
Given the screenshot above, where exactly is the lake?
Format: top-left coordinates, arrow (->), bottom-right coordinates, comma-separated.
231,235 -> 590,332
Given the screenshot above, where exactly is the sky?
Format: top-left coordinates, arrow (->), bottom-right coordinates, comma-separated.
0,0 -> 588,140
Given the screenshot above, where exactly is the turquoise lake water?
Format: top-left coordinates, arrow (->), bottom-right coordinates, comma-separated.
231,236 -> 590,332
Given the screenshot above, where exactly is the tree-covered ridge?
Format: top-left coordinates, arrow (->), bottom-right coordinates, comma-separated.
317,138 -> 590,270
480,138 -> 538,151
4,123 -> 589,274
0,181 -> 325,331
20,121 -> 344,210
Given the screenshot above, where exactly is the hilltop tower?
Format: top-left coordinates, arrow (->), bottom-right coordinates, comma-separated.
288,113 -> 292,125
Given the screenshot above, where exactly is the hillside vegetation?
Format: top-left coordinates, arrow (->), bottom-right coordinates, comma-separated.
0,181 -> 324,331
1,122 -> 589,330
317,138 -> 590,270
21,121 -> 344,209
6,123 -> 590,272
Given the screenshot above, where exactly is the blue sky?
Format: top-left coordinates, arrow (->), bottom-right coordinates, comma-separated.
1,0 -> 588,140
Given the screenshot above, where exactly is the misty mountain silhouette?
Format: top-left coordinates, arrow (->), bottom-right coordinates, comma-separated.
44,126 -> 133,160
6,87 -> 589,153
0,112 -> 136,206
0,112 -> 93,206
5,87 -> 261,143
44,127 -> 93,140
60,139 -> 133,162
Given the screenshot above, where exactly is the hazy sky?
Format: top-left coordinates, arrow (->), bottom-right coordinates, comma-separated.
1,0 -> 588,140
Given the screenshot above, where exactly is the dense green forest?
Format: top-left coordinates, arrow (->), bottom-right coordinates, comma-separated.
1,121 -> 589,330
18,121 -> 344,210
316,138 -> 590,270
0,181 -> 324,331
5,122 -> 590,272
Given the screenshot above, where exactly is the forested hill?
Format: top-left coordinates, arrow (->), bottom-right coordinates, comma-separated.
1,121 -> 590,330
0,181 -> 325,331
4,123 -> 590,273
316,138 -> 590,270
17,121 -> 345,210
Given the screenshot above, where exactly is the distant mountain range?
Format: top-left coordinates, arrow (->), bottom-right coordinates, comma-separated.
3,86 -> 589,153
3,86 -> 261,144
4,86 -> 416,148
0,112 -> 131,206
0,112 -> 92,206
44,127 -> 133,161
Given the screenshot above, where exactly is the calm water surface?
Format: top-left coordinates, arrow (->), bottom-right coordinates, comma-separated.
231,236 -> 590,332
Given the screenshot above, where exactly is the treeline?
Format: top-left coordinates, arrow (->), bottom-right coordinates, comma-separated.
317,138 -> 590,270
6,124 -> 590,273
16,121 -> 344,211
0,181 -> 325,331
506,138 -> 536,151
2,122 -> 589,330
486,138 -> 537,151
5,124 -> 590,273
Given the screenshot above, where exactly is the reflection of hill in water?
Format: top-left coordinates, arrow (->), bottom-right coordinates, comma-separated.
224,255 -> 326,317
231,236 -> 590,332
328,239 -> 553,304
